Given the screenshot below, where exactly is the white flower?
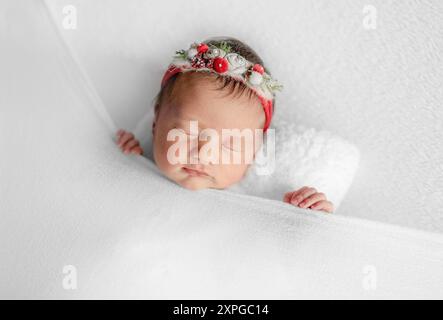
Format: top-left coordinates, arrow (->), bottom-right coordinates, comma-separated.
248,71 -> 263,86
225,53 -> 248,75
205,47 -> 225,59
187,48 -> 198,59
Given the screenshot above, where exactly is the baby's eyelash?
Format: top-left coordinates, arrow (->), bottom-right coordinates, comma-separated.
173,127 -> 243,152
174,127 -> 198,137
222,142 -> 242,152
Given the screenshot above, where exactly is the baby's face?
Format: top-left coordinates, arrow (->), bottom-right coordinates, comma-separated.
152,73 -> 265,190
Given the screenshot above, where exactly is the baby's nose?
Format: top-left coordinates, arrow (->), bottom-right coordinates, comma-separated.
189,137 -> 210,152
189,137 -> 212,163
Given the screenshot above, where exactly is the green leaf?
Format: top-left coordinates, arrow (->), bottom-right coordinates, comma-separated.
266,80 -> 284,92
218,41 -> 232,54
174,49 -> 187,59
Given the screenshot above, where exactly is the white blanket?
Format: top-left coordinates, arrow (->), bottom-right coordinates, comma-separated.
1,0 -> 443,299
43,0 -> 443,233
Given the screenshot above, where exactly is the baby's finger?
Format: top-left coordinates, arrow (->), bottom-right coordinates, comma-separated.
284,187 -> 308,203
287,186 -> 308,203
123,139 -> 139,153
290,187 -> 317,206
283,191 -> 295,203
310,200 -> 334,213
131,146 -> 143,155
117,129 -> 125,137
118,132 -> 134,148
299,192 -> 326,209
116,130 -> 125,145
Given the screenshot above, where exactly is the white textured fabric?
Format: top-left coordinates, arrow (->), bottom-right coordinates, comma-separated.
1,0 -> 443,299
230,118 -> 360,209
44,0 -> 443,233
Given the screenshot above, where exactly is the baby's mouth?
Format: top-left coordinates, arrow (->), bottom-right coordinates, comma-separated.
182,166 -> 210,178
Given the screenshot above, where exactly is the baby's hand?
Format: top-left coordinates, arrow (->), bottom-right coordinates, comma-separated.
116,129 -> 143,155
283,186 -> 334,213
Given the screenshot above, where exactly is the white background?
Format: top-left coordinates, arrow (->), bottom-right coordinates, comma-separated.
46,0 -> 443,232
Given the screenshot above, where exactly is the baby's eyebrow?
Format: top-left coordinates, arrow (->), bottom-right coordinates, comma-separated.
175,114 -> 208,128
170,103 -> 207,125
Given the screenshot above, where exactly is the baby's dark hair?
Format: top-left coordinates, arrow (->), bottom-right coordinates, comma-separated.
153,36 -> 275,115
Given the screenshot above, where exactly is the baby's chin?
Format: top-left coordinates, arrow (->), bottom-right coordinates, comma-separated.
175,175 -> 214,190
167,167 -> 216,191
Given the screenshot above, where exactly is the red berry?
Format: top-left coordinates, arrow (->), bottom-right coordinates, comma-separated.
253,64 -> 265,74
213,57 -> 229,73
197,43 -> 209,53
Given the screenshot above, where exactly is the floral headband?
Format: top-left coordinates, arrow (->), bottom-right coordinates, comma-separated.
161,41 -> 283,132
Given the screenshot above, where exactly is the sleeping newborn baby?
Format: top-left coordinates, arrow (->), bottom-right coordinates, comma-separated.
116,37 -> 334,213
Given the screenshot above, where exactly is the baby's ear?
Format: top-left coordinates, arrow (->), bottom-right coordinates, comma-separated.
154,103 -> 161,117
152,104 -> 160,136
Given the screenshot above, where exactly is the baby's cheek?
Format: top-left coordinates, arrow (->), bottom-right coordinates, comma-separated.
153,136 -> 178,173
215,163 -> 249,188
